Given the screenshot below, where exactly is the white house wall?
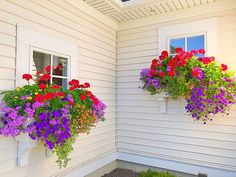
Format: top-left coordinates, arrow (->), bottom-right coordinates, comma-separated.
116,7 -> 236,177
0,0 -> 116,176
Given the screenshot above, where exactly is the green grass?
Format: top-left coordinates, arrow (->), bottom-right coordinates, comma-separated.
138,169 -> 176,177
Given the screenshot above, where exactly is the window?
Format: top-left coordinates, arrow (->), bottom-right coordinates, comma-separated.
158,18 -> 218,58
16,26 -> 77,87
169,34 -> 205,57
32,49 -> 69,89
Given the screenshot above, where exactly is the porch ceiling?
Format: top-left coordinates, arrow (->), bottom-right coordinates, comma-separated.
83,0 -> 219,23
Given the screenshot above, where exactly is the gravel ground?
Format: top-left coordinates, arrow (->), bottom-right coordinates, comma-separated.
102,168 -> 139,177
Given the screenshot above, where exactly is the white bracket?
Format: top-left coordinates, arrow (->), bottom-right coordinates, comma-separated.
45,147 -> 53,158
154,93 -> 169,114
15,133 -> 37,167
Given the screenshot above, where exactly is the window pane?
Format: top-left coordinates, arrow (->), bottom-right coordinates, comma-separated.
187,35 -> 205,57
52,56 -> 68,77
52,77 -> 67,90
33,51 -> 51,74
169,38 -> 185,54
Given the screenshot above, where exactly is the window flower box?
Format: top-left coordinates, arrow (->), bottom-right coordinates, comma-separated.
0,65 -> 107,168
140,48 -> 236,123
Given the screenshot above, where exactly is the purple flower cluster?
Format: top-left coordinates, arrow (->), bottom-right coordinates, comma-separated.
0,106 -> 26,137
185,86 -> 235,123
140,68 -> 161,90
92,98 -> 107,121
30,108 -> 71,150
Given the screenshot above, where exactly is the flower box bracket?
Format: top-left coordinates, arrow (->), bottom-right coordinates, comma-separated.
15,133 -> 37,167
154,94 -> 169,114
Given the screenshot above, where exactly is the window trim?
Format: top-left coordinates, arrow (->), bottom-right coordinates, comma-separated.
16,26 -> 77,87
30,47 -> 71,86
158,18 -> 218,58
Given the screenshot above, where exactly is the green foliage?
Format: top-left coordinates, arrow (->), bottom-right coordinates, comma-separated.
139,169 -> 176,177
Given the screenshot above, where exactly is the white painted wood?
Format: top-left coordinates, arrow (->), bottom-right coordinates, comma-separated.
116,6 -> 236,176
15,133 -> 37,167
118,0 -> 236,30
0,0 -> 116,176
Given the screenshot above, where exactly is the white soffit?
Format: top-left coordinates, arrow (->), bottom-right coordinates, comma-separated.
83,0 -> 219,23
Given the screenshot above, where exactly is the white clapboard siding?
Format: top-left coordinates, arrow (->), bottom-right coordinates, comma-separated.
116,10 -> 236,173
0,0 -> 116,176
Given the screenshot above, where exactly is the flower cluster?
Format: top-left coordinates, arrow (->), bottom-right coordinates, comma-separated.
0,64 -> 106,168
140,48 -> 236,123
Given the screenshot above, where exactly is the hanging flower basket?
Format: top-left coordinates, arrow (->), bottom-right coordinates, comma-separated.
140,48 -> 236,123
0,64 -> 106,168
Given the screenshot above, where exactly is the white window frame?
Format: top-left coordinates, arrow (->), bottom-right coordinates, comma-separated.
16,26 -> 77,87
30,47 -> 70,87
158,18 -> 218,58
168,32 -> 206,56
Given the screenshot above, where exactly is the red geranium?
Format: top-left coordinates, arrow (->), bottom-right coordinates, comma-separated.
85,91 -> 93,97
176,47 -> 183,53
39,83 -> 47,90
44,92 -> 56,101
41,74 -> 51,81
55,91 -> 65,97
79,94 -> 86,101
22,74 -> 32,81
150,69 -> 156,76
198,49 -> 205,54
50,85 -> 60,89
198,57 -> 214,65
167,70 -> 175,77
91,96 -> 99,105
221,64 -> 228,71
161,51 -> 168,58
158,71 -> 165,77
68,79 -> 79,88
191,68 -> 200,77
84,82 -> 90,88
45,65 -> 51,73
36,71 -> 42,76
34,94 -> 44,103
152,59 -> 158,65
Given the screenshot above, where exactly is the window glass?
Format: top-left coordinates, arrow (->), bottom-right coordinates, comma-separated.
52,78 -> 67,90
169,38 -> 185,55
52,56 -> 68,77
169,34 -> 205,57
33,51 -> 51,74
32,50 -> 68,89
187,35 -> 205,57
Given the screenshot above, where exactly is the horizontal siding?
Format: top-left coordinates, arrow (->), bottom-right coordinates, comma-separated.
116,10 -> 236,172
0,0 -> 115,176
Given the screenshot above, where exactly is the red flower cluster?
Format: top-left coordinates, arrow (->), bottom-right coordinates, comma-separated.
79,94 -> 86,101
39,83 -> 47,90
221,64 -> 228,71
191,68 -> 200,77
50,84 -> 60,89
22,74 -> 33,81
34,91 -> 65,103
69,79 -> 91,91
198,57 -> 215,65
86,91 -> 99,105
149,48 -> 209,78
69,79 -> 80,91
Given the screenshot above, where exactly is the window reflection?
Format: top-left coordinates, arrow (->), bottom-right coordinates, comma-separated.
170,38 -> 185,55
